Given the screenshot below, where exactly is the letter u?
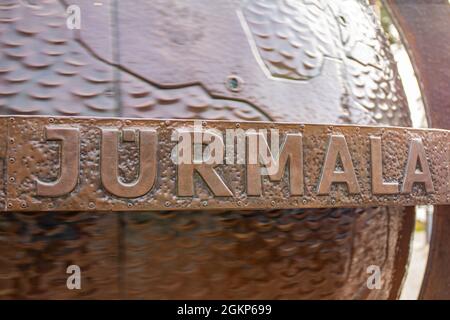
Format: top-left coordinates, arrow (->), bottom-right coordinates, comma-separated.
101,128 -> 157,198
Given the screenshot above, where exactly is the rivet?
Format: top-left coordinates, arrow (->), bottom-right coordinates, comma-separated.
9,177 -> 15,182
225,75 -> 243,92
302,199 -> 307,204
271,200 -> 276,206
88,202 -> 96,209
9,158 -> 15,164
202,201 -> 208,207
164,201 -> 171,207
20,202 -> 27,208
236,123 -> 240,128
48,118 -> 55,123
9,138 -> 14,144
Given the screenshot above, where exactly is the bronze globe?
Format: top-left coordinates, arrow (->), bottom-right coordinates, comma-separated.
0,0 -> 414,299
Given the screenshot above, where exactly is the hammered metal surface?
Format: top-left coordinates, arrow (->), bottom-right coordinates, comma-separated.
0,0 -> 118,116
1,116 -> 449,212
105,0 -> 411,125
123,207 -> 391,299
0,0 -> 416,299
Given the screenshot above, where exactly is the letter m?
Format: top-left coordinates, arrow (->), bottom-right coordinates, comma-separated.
246,131 -> 303,196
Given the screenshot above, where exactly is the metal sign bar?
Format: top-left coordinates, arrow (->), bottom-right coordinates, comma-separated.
0,116 -> 449,212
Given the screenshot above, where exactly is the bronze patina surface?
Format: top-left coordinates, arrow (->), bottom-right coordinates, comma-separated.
0,0 -> 417,299
0,116 -> 449,212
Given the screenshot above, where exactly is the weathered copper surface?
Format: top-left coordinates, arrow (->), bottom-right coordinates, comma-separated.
0,116 -> 449,212
0,0 -> 416,299
386,0 -> 450,300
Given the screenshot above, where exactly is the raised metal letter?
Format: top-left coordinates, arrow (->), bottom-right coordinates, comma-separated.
101,128 -> 157,198
401,138 -> 434,193
36,126 -> 80,197
370,136 -> 399,194
318,135 -> 360,195
246,132 -> 303,196
177,130 -> 232,197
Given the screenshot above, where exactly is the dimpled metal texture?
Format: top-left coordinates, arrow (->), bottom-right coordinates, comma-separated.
0,0 -> 414,299
3,117 -> 449,211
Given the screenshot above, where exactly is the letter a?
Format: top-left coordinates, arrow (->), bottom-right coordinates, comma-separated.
318,135 -> 360,195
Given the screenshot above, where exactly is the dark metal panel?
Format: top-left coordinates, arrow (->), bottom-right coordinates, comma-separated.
0,211 -> 120,299
122,207 -> 382,299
